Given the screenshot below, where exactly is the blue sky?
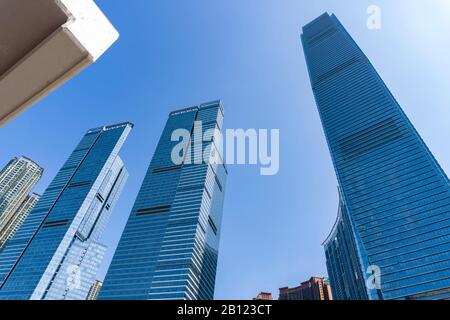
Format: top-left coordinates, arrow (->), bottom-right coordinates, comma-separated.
2,0 -> 450,299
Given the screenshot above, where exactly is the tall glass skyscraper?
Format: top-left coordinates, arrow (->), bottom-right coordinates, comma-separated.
303,13 -> 450,300
0,123 -> 132,300
0,157 -> 43,249
99,101 -> 227,300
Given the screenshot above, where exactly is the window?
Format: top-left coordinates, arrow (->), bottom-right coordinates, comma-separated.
208,216 -> 218,235
136,205 -> 171,216
68,180 -> 91,188
43,219 -> 69,228
152,165 -> 182,174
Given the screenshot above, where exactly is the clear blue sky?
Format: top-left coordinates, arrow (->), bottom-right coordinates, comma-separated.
2,0 -> 450,299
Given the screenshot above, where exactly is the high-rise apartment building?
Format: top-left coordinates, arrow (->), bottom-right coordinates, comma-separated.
0,122 -> 132,300
279,277 -> 333,300
99,101 -> 227,300
302,13 -> 450,300
0,193 -> 40,250
87,280 -> 103,301
0,157 -> 43,249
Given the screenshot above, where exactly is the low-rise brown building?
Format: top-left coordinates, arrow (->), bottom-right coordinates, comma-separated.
279,277 -> 332,300
254,292 -> 273,300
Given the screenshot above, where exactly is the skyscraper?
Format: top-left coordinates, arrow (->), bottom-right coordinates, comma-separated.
302,13 -> 450,300
279,277 -> 333,301
99,101 -> 227,300
0,122 -> 132,300
0,157 -> 43,249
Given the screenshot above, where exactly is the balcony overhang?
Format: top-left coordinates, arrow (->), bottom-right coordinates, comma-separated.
0,0 -> 119,126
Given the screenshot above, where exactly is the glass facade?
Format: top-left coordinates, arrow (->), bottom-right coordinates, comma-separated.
0,123 -> 132,300
0,157 -> 43,249
99,101 -> 227,300
323,191 -> 369,300
303,13 -> 450,300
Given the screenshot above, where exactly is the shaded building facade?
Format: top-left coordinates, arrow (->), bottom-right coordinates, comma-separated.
323,191 -> 370,300
303,13 -> 450,300
99,101 -> 227,300
0,123 -> 132,300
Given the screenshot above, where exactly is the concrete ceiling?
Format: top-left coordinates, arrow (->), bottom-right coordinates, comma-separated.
0,0 -> 67,75
0,0 -> 119,127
